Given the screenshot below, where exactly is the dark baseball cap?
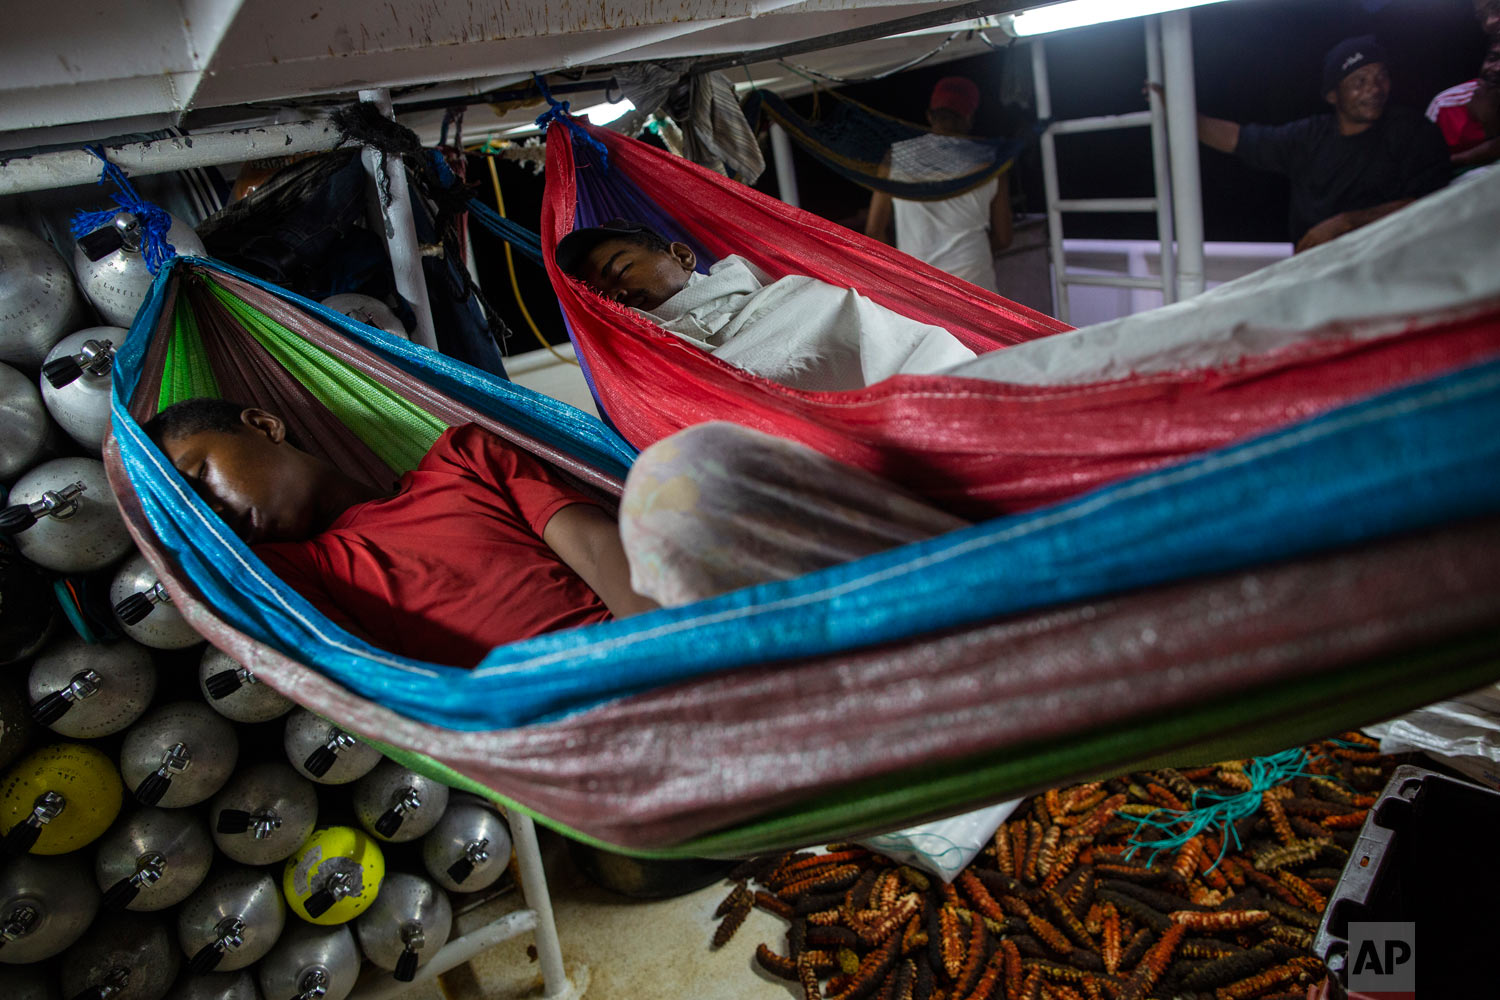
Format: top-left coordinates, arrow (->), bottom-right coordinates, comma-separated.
555,219 -> 665,275
1322,35 -> 1388,93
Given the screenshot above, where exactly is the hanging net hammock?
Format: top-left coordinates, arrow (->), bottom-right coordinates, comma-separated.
741,87 -> 1030,200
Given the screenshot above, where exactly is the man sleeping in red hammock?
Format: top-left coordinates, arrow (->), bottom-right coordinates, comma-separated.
147,398 -> 966,668
556,219 -> 976,390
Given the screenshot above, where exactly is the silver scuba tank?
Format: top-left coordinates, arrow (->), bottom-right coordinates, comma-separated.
109,553 -> 203,650
352,760 -> 449,843
421,794 -> 512,893
164,970 -> 260,1000
72,212 -> 206,329
58,912 -> 180,1000
199,647 -> 293,724
118,702 -> 238,808
255,921 -> 360,1000
0,361 -> 53,480
177,866 -> 286,975
27,635 -> 156,739
93,807 -> 213,912
353,872 -> 452,982
2,458 -> 133,574
38,327 -> 124,453
319,294 -> 408,339
210,763 -> 318,867
0,854 -> 99,964
282,710 -> 380,785
0,224 -> 86,369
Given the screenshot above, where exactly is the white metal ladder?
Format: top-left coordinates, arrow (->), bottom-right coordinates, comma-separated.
1031,10 -> 1207,324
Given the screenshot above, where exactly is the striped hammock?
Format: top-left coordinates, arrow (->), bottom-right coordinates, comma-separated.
102,131 -> 1500,855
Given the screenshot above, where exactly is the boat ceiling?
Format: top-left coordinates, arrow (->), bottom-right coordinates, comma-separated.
3,0 -> 1020,152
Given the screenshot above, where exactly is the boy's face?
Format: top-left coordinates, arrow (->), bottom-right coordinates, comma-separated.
575,238 -> 696,311
159,409 -> 320,545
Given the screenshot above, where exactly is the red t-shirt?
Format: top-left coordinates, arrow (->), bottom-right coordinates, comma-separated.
255,424 -> 612,667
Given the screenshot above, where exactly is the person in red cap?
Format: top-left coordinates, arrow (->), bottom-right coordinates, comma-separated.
865,76 -> 1013,292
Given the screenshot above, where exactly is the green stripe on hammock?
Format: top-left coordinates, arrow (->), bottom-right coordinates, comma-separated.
370,628 -> 1499,858
162,294 -> 222,406
188,275 -> 447,472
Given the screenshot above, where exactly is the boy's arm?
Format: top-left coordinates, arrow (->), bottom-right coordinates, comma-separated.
542,503 -> 660,618
865,153 -> 895,245
989,171 -> 1013,254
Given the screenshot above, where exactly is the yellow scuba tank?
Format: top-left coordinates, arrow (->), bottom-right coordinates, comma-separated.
282,825 -> 385,925
1,742 -> 123,855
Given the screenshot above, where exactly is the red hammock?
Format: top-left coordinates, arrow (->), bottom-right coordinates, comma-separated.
542,122 -> 1498,518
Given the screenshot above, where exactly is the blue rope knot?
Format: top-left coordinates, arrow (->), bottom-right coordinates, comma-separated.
68,146 -> 178,275
532,74 -> 611,172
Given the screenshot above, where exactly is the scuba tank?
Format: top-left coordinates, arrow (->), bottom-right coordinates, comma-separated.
0,224 -> 85,369
118,703 -> 237,808
210,763 -> 318,867
0,743 -> 122,856
0,854 -> 99,964
0,360 -> 53,480
38,327 -> 124,453
176,867 -> 286,975
282,710 -> 380,785
164,970 -> 260,1000
421,794 -> 512,893
255,921 -> 361,1000
2,458 -> 133,574
27,635 -> 156,739
93,807 -> 213,912
109,553 -> 202,650
58,912 -> 180,1000
354,872 -> 452,982
199,647 -> 293,724
352,759 -> 449,843
282,826 -> 385,925
72,212 -> 205,328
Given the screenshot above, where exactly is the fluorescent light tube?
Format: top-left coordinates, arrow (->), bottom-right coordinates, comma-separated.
1004,0 -> 1235,37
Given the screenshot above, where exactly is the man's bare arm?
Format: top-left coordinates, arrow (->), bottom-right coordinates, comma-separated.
542,503 -> 659,618
1294,199 -> 1413,253
1196,114 -> 1241,154
1453,136 -> 1500,168
865,189 -> 895,245
989,171 -> 1013,254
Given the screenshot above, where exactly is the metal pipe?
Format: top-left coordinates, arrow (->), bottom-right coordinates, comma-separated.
1047,111 -> 1154,136
349,909 -> 541,1000
1144,16 -> 1177,304
1056,198 -> 1158,213
769,123 -> 801,208
512,812 -> 569,998
1160,10 -> 1206,299
1060,273 -> 1171,289
358,88 -> 439,351
1031,39 -> 1068,323
0,120 -> 342,197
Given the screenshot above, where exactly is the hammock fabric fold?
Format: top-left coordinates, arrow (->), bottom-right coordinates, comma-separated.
540,121 -> 1500,518
105,251 -> 1500,854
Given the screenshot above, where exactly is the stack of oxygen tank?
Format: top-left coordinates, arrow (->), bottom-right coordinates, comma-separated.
2,214 -> 490,1000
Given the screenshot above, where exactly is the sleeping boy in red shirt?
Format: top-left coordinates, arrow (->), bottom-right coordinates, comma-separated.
145,398 -> 658,667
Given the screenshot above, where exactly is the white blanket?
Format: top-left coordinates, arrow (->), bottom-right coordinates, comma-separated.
943,163 -> 1500,386
644,255 -> 976,391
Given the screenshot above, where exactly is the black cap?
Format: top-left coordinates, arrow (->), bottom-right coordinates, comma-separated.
555,219 -> 661,276
1322,35 -> 1387,94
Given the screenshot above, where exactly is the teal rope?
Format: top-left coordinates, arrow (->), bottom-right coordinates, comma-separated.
1120,749 -> 1322,869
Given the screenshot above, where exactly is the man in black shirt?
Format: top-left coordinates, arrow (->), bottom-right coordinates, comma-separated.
1192,36 -> 1451,252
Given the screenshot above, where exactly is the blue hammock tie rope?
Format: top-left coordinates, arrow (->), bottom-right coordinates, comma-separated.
533,74 -> 611,172
1120,749 -> 1327,869
69,145 -> 178,275
426,147 -> 545,266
